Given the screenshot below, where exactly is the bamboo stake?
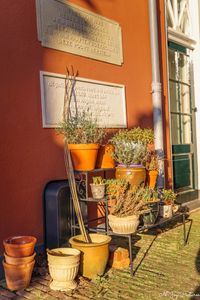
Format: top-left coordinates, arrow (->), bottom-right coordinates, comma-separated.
63,66 -> 91,243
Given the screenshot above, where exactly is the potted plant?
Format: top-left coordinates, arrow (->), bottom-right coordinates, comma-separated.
143,150 -> 159,188
57,112 -> 106,171
108,186 -> 145,234
96,143 -> 115,169
159,189 -> 177,218
127,127 -> 154,146
105,178 -> 129,199
110,129 -> 148,186
90,176 -> 106,199
140,187 -> 160,225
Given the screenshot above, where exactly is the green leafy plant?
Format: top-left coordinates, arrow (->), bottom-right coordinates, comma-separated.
105,179 -> 129,199
109,128 -> 152,165
142,187 -> 159,203
110,127 -> 154,145
56,112 -> 106,144
110,186 -> 146,217
92,176 -> 105,185
159,189 -> 177,205
143,150 -> 159,171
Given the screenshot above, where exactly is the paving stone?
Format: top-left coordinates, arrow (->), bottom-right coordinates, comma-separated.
0,289 -> 16,299
1,210 -> 200,299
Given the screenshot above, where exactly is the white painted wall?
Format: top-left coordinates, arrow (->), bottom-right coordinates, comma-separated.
190,0 -> 200,189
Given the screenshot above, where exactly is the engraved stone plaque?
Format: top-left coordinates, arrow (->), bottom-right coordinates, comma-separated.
36,0 -> 123,65
40,71 -> 127,128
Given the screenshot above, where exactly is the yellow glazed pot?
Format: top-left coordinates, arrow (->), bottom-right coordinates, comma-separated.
69,234 -> 111,279
115,165 -> 146,187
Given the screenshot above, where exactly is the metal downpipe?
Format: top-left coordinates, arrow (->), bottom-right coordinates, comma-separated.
148,0 -> 165,188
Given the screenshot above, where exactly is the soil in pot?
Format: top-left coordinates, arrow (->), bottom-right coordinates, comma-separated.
115,165 -> 146,187
69,233 -> 111,279
47,248 -> 80,291
3,236 -> 37,258
68,144 -> 99,171
3,260 -> 35,291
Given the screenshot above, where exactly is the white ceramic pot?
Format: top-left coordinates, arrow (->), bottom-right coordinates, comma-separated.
159,204 -> 173,218
47,248 -> 80,291
108,214 -> 139,234
90,184 -> 105,199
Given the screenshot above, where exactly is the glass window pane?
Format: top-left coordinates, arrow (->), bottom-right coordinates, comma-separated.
171,114 -> 181,144
178,53 -> 190,84
171,114 -> 192,144
169,81 -> 179,112
168,49 -> 177,81
179,84 -> 191,114
181,115 -> 192,144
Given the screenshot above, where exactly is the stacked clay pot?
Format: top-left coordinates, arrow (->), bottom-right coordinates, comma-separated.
3,236 -> 37,291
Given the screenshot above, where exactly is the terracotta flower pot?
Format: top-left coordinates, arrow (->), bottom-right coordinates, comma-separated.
96,144 -> 115,169
68,144 -> 99,171
3,236 -> 37,258
4,252 -> 36,265
3,260 -> 35,291
115,165 -> 146,187
69,234 -> 111,279
146,170 -> 158,189
47,248 -> 80,292
108,214 -> 139,234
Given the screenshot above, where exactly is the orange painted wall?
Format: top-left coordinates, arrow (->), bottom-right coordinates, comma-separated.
0,0 -> 153,254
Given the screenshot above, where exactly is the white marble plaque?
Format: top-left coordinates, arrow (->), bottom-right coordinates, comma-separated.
40,71 -> 127,128
36,0 -> 123,65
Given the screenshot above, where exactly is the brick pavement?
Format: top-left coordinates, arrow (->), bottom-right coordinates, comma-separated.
1,210 -> 200,300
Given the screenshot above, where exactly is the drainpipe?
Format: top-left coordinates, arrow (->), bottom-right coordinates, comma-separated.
148,0 -> 165,188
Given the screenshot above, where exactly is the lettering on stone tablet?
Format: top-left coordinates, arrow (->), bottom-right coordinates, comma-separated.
36,0 -> 123,65
40,72 -> 127,128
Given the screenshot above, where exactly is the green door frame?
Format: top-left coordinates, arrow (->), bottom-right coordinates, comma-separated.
168,41 -> 198,203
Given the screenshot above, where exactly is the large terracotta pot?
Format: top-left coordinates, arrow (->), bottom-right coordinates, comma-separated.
4,252 -> 36,265
47,248 -> 80,291
69,234 -> 111,279
3,236 -> 37,258
146,170 -> 158,189
3,260 -> 35,291
96,144 -> 115,169
68,144 -> 99,171
108,214 -> 139,234
115,165 -> 146,187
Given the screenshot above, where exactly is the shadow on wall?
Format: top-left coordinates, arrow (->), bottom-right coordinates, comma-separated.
190,248 -> 200,299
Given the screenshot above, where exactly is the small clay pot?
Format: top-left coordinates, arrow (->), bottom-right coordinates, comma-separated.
3,236 -> 37,258
4,252 -> 36,265
3,260 -> 35,291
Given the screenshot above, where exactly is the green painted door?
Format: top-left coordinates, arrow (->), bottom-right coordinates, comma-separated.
168,42 -> 198,203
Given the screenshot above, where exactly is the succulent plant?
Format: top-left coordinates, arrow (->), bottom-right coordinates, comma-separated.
92,176 -> 105,185
111,141 -> 147,165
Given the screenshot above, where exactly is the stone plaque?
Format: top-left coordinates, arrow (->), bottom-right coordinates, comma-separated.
40,71 -> 127,128
36,0 -> 123,65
